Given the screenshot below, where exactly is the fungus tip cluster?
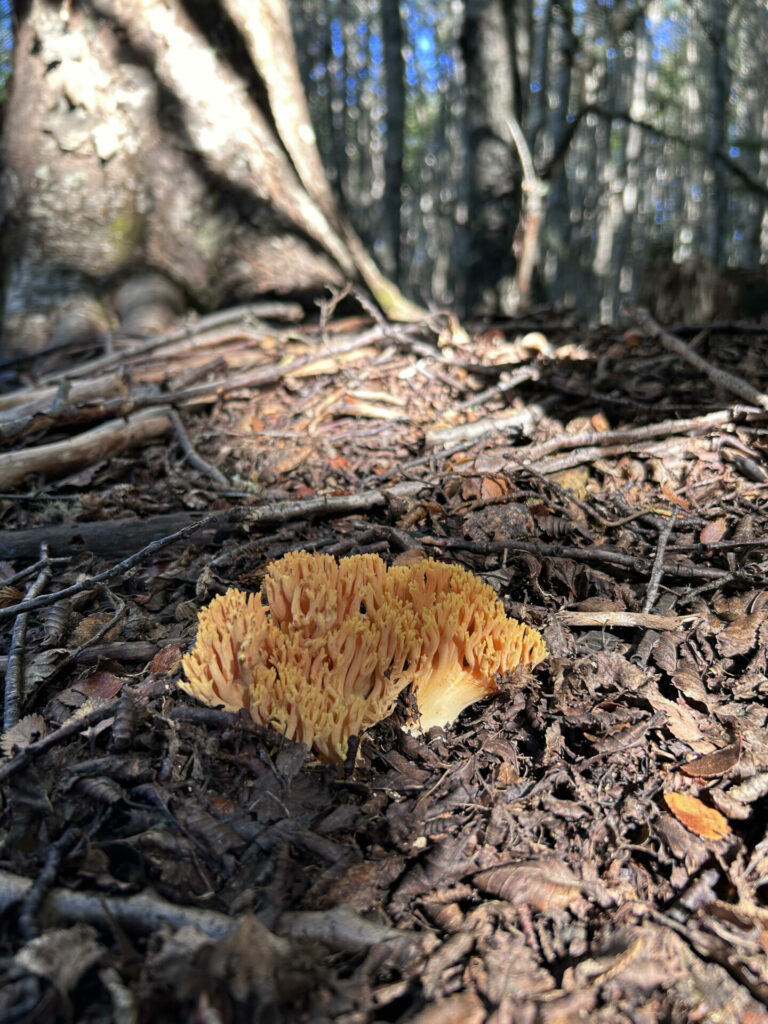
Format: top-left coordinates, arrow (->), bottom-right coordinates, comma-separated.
180,551 -> 546,762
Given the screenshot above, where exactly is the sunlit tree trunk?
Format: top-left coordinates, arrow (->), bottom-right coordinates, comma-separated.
0,0 -> 420,354
612,24 -> 648,319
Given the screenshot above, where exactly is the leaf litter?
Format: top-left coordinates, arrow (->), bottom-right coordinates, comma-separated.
1,303 -> 768,1020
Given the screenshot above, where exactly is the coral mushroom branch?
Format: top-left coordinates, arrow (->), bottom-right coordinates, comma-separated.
180,552 -> 546,761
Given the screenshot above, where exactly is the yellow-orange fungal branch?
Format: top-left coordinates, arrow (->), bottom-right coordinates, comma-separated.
179,552 -> 546,761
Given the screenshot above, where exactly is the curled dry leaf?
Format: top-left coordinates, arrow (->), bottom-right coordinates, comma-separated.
663,792 -> 731,841
679,741 -> 741,779
74,672 -> 128,701
71,612 -> 123,646
1,714 -> 47,756
150,643 -> 183,675
473,857 -> 585,913
700,517 -> 728,545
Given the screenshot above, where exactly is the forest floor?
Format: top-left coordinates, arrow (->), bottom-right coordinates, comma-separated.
1,296 -> 768,1023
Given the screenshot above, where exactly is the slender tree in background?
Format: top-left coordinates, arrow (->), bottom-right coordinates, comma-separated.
459,0 -> 519,314
381,0 -> 405,279
705,0 -> 731,268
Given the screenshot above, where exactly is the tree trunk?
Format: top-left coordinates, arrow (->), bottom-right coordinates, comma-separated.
460,0 -> 520,314
381,0 -> 405,279
0,0 -> 421,355
705,0 -> 730,268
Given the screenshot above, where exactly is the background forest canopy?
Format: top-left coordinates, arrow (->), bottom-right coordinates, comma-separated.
292,0 -> 768,322
1,0 -> 767,326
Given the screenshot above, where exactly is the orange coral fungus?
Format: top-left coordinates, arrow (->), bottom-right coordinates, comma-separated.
404,558 -> 547,731
181,552 -> 420,762
180,552 -> 546,761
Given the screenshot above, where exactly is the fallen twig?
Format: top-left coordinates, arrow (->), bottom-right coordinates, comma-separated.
0,511 -> 228,560
643,509 -> 678,613
3,544 -> 51,731
0,867 -> 427,953
514,408 -> 754,466
0,556 -> 71,589
0,514 -> 219,623
19,824 -> 82,940
33,302 -> 304,387
452,365 -> 540,414
0,407 -> 173,490
555,610 -> 696,631
0,372 -> 130,418
624,305 -> 768,411
0,700 -> 119,784
237,481 -> 423,528
168,407 -> 229,487
429,535 -> 726,581
425,406 -> 544,448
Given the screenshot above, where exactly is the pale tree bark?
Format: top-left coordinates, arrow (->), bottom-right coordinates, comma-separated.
1,0 -> 421,354
508,114 -> 546,313
189,0 -> 421,319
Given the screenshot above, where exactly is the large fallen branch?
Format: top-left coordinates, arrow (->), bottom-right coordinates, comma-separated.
0,407 -> 172,490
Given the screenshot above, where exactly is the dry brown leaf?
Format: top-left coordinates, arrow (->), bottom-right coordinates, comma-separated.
1,714 -> 47,756
671,666 -> 712,710
495,761 -> 519,788
209,795 -> 236,815
150,644 -> 183,675
550,466 -> 590,497
71,613 -> 122,647
717,611 -> 766,658
240,415 -> 264,432
680,741 -> 741,779
640,680 -> 713,750
480,476 -> 506,499
74,672 -> 128,701
473,858 -> 585,912
273,445 -> 312,474
651,632 -> 679,674
663,792 -> 731,841
25,649 -> 70,689
700,517 -> 728,545
460,476 -> 483,500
